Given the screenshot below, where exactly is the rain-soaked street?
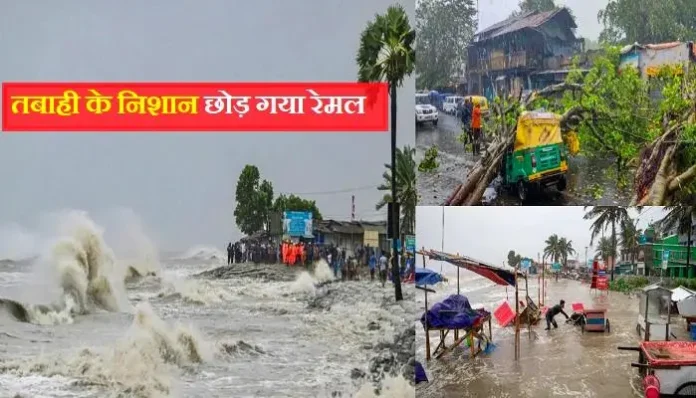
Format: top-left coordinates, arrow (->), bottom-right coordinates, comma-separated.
416,113 -> 632,206
415,272 -> 683,398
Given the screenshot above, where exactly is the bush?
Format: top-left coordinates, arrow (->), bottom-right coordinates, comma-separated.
418,146 -> 439,172
609,276 -> 650,293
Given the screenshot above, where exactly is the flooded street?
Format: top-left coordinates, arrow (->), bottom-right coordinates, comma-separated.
416,113 -> 631,206
415,272 -> 659,398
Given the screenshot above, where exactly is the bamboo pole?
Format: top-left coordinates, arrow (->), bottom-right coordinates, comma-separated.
526,269 -> 531,337
515,266 -> 520,360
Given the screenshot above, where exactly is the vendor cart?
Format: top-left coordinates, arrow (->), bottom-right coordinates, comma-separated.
582,309 -> 610,333
619,341 -> 696,396
637,284 -> 674,341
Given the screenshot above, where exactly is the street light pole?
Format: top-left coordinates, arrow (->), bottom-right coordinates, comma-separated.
390,83 -> 402,302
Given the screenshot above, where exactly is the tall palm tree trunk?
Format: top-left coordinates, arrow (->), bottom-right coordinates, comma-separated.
390,83 -> 403,302
611,220 -> 616,281
688,233 -> 693,278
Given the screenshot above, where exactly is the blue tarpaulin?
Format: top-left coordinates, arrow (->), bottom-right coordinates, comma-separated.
415,361 -> 428,383
420,294 -> 490,329
416,268 -> 443,286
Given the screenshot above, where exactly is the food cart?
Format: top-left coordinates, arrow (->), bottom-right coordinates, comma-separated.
637,284 -> 674,341
619,341 -> 696,396
582,308 -> 611,333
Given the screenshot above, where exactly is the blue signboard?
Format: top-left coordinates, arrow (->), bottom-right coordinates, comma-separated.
598,270 -> 606,277
521,259 -> 531,270
552,262 -> 561,271
283,211 -> 313,237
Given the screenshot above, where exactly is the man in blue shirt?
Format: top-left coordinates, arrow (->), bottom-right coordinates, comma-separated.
369,253 -> 377,281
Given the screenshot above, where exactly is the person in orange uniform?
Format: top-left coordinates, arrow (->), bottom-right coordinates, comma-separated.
282,241 -> 288,265
471,103 -> 482,156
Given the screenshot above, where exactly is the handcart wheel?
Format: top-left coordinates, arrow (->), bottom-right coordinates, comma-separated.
606,319 -> 610,333
675,381 -> 696,395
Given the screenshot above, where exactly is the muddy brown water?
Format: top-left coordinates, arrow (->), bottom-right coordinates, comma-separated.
415,274 -> 689,398
416,113 -> 632,206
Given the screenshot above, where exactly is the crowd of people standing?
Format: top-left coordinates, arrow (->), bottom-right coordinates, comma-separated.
225,240 -> 417,285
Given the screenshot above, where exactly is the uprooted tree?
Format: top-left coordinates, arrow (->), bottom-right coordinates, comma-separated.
446,47 -> 696,206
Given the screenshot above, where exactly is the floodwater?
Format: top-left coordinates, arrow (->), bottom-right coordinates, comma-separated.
0,211 -> 416,398
415,271 -> 675,398
415,113 -> 631,206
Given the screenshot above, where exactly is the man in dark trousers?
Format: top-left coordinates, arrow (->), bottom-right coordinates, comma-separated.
460,98 -> 472,147
545,300 -> 569,330
226,242 -> 233,265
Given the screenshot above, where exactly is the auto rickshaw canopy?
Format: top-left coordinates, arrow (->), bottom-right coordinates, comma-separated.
514,111 -> 563,152
464,95 -> 489,111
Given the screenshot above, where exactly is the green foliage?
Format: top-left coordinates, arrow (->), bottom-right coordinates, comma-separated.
357,4 -> 415,88
415,0 -> 477,89
543,234 -> 575,266
598,0 -> 696,45
608,276 -> 650,293
511,0 -> 558,17
376,146 -> 418,235
418,146 -> 440,172
234,165 -> 322,235
272,194 -> 322,221
234,165 -> 269,235
507,250 -> 523,267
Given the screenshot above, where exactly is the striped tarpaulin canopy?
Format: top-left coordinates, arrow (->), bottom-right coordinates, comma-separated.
419,249 -> 524,287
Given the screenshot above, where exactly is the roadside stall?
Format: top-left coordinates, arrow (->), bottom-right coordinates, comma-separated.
419,249 -> 529,361
637,284 -> 674,341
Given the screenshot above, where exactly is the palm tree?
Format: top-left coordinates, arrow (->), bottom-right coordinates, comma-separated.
558,237 -> 576,269
584,206 -> 631,281
660,202 -> 696,278
596,236 -> 616,263
544,234 -> 562,265
620,218 -> 640,271
357,4 -> 415,302
376,146 -> 417,237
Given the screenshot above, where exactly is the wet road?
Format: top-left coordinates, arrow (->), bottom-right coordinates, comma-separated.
414,273 -> 686,398
415,113 -> 631,206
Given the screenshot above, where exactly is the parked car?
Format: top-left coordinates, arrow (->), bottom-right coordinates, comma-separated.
415,93 -> 438,127
442,96 -> 464,115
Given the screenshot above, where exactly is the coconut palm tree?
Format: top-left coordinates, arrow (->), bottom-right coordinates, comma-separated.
544,234 -> 562,264
620,218 -> 640,268
558,237 -> 576,269
596,236 -> 616,263
584,206 -> 631,281
357,4 -> 415,302
376,146 -> 417,237
660,201 -> 696,278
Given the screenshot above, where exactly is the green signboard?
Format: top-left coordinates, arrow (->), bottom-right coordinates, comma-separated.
552,263 -> 562,272
405,235 -> 416,254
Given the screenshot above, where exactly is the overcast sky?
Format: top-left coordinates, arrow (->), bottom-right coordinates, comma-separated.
416,206 -> 666,275
0,0 -> 415,254
477,0 -> 609,40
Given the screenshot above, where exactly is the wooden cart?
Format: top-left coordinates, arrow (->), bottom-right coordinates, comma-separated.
619,341 -> 696,396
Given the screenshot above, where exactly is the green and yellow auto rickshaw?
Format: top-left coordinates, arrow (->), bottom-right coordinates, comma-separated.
502,111 -> 569,201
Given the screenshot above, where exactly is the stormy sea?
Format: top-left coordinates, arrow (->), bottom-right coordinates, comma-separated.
0,210 -> 415,398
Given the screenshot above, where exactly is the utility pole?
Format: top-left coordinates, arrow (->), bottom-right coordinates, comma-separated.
351,195 -> 355,222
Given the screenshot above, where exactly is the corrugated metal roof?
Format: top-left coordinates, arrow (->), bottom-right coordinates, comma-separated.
475,8 -> 575,42
313,219 -> 386,235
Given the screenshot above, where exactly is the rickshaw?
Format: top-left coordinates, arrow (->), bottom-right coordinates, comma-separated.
501,111 -> 569,202
463,95 -> 489,115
